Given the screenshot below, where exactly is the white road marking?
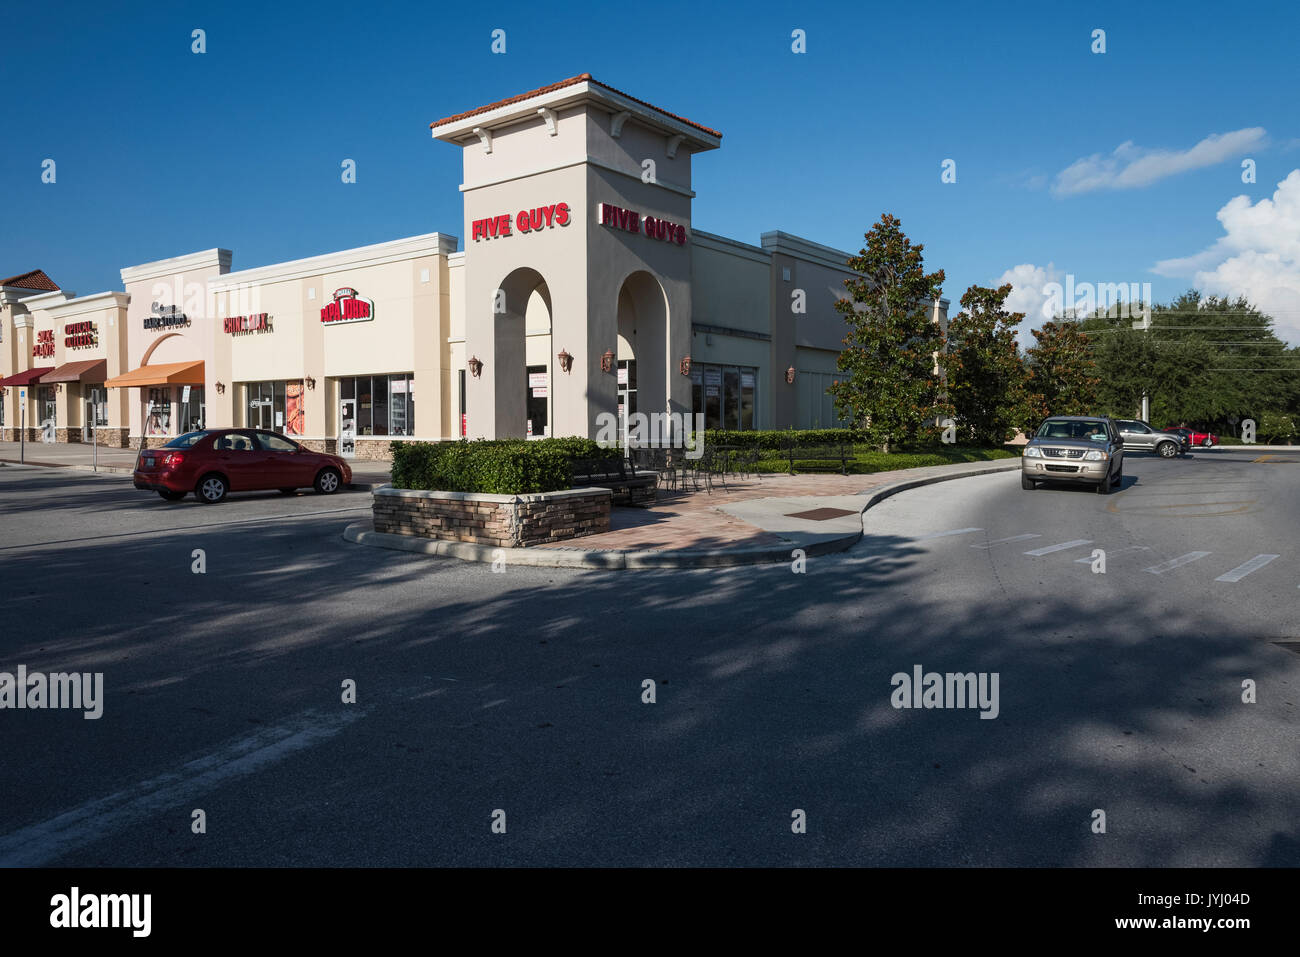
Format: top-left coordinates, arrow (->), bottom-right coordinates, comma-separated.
0,707 -> 364,867
1144,552 -> 1213,574
1024,539 -> 1092,556
913,527 -> 982,541
971,534 -> 1042,549
1215,554 -> 1280,583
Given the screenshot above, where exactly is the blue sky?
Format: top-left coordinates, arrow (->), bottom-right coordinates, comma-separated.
3,0 -> 1297,341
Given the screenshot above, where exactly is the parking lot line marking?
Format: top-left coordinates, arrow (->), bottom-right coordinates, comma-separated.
913,527 -> 982,541
1144,551 -> 1213,574
0,707 -> 364,867
971,534 -> 1041,549
1024,539 -> 1092,556
1215,554 -> 1280,582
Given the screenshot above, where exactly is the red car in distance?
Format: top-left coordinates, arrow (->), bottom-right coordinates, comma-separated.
133,428 -> 352,504
1162,425 -> 1218,448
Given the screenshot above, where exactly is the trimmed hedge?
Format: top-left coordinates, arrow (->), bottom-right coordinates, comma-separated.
390,438 -> 606,494
703,428 -> 860,450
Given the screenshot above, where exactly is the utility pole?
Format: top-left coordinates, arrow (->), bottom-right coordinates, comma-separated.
1133,302 -> 1151,421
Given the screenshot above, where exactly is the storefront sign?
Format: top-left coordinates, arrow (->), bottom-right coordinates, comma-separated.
223,313 -> 272,333
32,329 -> 55,358
471,202 -> 570,242
598,203 -> 688,246
63,320 -> 99,349
145,303 -> 189,330
321,288 -> 374,325
528,372 -> 548,389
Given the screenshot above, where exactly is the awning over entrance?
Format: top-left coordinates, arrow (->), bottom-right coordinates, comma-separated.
104,361 -> 205,388
40,358 -> 108,383
0,366 -> 54,387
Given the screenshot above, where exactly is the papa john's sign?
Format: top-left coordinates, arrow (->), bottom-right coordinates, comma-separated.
321,288 -> 374,325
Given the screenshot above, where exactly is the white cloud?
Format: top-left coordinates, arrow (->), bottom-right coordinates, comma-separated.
1052,128 -> 1267,197
1154,169 -> 1300,345
993,262 -> 1062,349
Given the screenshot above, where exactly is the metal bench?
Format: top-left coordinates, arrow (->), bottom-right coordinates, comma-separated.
570,456 -> 658,507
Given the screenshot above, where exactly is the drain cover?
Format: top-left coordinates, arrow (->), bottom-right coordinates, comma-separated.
784,507 -> 857,521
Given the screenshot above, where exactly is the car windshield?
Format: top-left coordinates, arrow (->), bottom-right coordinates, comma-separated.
1036,419 -> 1109,443
163,430 -> 212,449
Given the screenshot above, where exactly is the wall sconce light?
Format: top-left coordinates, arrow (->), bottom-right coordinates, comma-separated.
54,383 -> 63,393
679,356 -> 692,376
785,366 -> 796,385
601,350 -> 615,374
557,349 -> 573,374
215,381 -> 226,395
305,376 -> 317,391
468,356 -> 483,378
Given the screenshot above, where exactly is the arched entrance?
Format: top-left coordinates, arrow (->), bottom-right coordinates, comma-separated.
494,267 -> 552,438
615,271 -> 669,440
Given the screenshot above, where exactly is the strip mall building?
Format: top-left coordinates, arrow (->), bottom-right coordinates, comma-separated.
0,75 -> 947,458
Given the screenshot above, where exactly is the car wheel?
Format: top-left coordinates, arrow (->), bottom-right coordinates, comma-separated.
278,488 -> 297,495
196,473 -> 228,504
157,489 -> 186,501
1021,473 -> 1036,490
1156,441 -> 1178,458
314,468 -> 342,494
1111,465 -> 1122,487
1096,474 -> 1111,494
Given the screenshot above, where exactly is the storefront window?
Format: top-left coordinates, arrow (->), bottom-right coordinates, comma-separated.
86,384 -> 109,426
145,387 -> 170,436
241,380 -> 302,434
180,386 -> 205,432
527,365 -> 548,437
336,374 -> 414,437
692,363 -> 759,431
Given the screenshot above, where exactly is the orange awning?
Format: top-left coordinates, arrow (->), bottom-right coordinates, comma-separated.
104,361 -> 205,388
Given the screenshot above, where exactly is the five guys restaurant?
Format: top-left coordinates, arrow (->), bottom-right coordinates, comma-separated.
0,74 -> 947,458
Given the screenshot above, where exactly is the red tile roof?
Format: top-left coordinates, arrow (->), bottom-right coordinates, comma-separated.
0,269 -> 59,291
430,73 -> 721,139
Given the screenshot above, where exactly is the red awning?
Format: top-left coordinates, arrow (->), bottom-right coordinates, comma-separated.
0,367 -> 54,388
40,359 -> 108,384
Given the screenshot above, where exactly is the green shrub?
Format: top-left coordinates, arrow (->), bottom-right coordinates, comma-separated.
702,428 -> 861,450
390,438 -> 604,494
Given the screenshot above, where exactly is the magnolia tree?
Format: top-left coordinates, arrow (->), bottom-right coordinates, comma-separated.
828,214 -> 949,452
1021,320 -> 1100,434
946,283 -> 1026,445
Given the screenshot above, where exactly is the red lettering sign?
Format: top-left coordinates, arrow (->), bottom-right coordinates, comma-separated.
321,289 -> 374,325
223,314 -> 271,333
33,329 -> 56,358
473,203 -> 569,241
601,204 -> 687,245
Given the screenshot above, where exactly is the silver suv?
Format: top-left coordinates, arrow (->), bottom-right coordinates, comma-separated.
1022,415 -> 1124,494
1114,419 -> 1185,458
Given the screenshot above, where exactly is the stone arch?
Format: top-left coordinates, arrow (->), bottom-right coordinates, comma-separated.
615,271 -> 669,436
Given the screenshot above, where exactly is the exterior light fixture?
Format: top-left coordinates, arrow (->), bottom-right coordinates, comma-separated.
601,350 -> 616,374
305,376 -> 317,390
557,349 -> 573,374
468,356 -> 483,378
679,356 -> 692,376
785,366 -> 796,385
215,381 -> 226,395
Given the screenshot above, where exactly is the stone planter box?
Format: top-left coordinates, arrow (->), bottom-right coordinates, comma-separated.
373,486 -> 612,548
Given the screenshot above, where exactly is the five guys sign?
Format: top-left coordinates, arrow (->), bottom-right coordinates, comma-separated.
471,202 -> 571,241
599,203 -> 687,245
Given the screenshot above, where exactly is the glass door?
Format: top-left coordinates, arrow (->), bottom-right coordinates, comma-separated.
526,365 -> 548,437
339,398 -> 356,458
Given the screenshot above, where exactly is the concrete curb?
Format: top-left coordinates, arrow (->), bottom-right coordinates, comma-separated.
343,459 -> 1023,570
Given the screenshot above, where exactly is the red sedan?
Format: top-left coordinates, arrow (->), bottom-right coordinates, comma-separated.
1162,425 -> 1218,448
133,428 -> 352,504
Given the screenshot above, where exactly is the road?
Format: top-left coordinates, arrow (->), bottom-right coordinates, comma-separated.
1,448 -> 1298,866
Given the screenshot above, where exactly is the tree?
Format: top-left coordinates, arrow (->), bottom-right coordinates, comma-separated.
1079,290 -> 1299,429
1021,320 -> 1100,433
946,283 -> 1026,445
828,214 -> 949,451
